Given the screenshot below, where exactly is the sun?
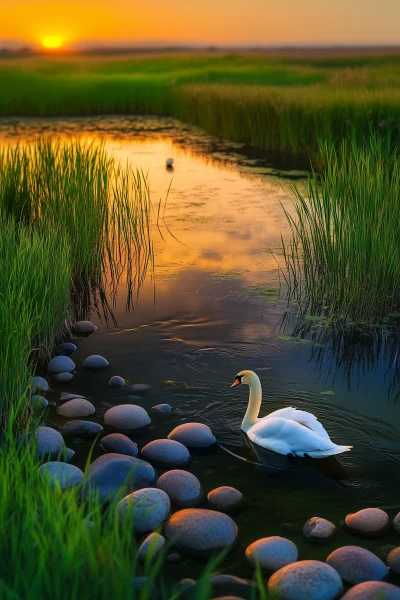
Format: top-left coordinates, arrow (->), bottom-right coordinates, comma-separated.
41,36 -> 64,50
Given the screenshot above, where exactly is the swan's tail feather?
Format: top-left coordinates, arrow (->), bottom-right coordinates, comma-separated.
306,445 -> 352,458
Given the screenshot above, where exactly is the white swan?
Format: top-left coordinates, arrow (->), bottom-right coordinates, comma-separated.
231,370 -> 352,458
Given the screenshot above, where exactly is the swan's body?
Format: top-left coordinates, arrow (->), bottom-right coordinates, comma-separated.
232,370 -> 352,458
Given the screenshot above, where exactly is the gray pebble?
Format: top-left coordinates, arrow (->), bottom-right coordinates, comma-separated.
56,447 -> 75,462
246,536 -> 298,572
48,355 -> 75,374
56,342 -> 77,355
156,469 -> 203,508
387,547 -> 400,573
141,439 -> 190,468
168,422 -> 216,448
60,392 -> 86,400
211,574 -> 254,600
18,426 -> 65,460
303,517 -> 336,542
101,433 -> 138,457
268,560 -> 343,600
72,321 -> 97,335
31,395 -> 48,409
53,372 -> 74,383
207,486 -> 244,514
345,508 -> 390,538
128,384 -> 150,393
82,355 -> 109,369
326,545 -> 389,585
118,488 -> 170,533
109,375 -> 125,387
32,376 -> 49,393
151,404 -> 172,416
57,399 -> 95,418
137,532 -> 166,561
341,581 -> 400,599
394,512 -> 400,535
39,462 -> 84,489
104,404 -> 151,433
59,420 -> 103,438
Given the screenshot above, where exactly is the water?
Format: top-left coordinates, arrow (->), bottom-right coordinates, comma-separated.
2,116 -> 400,580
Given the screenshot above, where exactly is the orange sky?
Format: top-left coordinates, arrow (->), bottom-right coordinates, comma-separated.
2,0 -> 400,47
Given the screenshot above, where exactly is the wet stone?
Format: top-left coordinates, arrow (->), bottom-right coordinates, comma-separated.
164,508 -> 238,557
101,433 -> 138,457
104,404 -> 151,433
72,320 -> 97,335
56,342 -> 77,355
39,462 -> 84,489
56,447 -> 75,462
60,392 -> 86,400
118,488 -> 171,533
82,355 -> 109,369
345,508 -> 390,538
128,384 -> 150,394
151,403 -> 172,416
31,395 -> 48,409
137,532 -> 166,561
84,453 -> 156,502
167,422 -> 216,448
141,439 -> 190,468
59,420 -> 103,438
19,426 -> 65,460
32,376 -> 49,393
48,355 -> 75,374
394,512 -> 400,535
207,486 -> 244,514
57,399 -> 95,418
109,376 -> 125,387
211,575 -> 254,600
246,536 -> 298,572
156,469 -> 203,508
341,581 -> 400,600
303,517 -> 336,542
268,560 -> 343,600
326,545 -> 389,585
387,547 -> 400,573
53,372 -> 74,383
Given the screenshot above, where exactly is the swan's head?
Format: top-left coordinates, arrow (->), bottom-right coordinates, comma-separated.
231,369 -> 256,388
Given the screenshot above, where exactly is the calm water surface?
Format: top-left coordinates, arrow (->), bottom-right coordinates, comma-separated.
2,116 -> 400,579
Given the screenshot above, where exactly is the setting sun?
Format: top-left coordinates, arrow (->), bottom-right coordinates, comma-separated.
41,35 -> 63,50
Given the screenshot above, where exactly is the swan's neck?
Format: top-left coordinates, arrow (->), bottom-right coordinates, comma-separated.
241,374 -> 262,432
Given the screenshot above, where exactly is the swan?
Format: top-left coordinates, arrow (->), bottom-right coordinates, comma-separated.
231,370 -> 352,458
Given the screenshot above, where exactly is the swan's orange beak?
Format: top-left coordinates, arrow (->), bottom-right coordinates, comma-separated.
231,377 -> 241,388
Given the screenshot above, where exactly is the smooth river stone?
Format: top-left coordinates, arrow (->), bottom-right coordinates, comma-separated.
109,375 -> 126,387
48,355 -> 75,374
118,488 -> 171,533
167,422 -> 216,448
57,399 -> 95,418
164,508 -> 238,557
32,376 -> 49,393
387,547 -> 400,573
56,447 -> 75,462
56,342 -> 77,355
128,384 -> 151,394
101,433 -> 138,457
53,372 -> 74,383
60,392 -> 86,400
341,581 -> 400,600
151,404 -> 172,416
39,462 -> 84,489
166,158 -> 174,167
104,404 -> 151,432
72,320 -> 97,335
211,574 -> 255,599
137,532 -> 166,562
393,512 -> 400,535
31,395 -> 48,409
58,420 -> 103,438
141,439 -> 190,468
207,486 -> 244,514
345,508 -> 390,537
303,517 -> 336,542
326,546 -> 389,585
19,426 -> 65,460
246,536 -> 298,572
268,560 -> 343,600
156,470 -> 203,508
84,453 -> 156,502
82,355 -> 109,369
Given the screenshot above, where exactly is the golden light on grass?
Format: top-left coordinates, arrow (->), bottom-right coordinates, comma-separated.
41,35 -> 64,50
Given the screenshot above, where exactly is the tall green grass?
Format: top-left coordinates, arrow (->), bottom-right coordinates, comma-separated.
281,135 -> 400,322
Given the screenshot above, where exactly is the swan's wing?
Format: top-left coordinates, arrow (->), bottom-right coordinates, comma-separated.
261,407 -> 332,442
249,417 -> 337,455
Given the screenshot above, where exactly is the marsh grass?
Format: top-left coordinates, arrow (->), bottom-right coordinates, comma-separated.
281,135 -> 400,323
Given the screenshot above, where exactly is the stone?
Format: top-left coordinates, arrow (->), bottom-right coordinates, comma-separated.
178,579 -> 196,596
56,342 -> 77,355
84,453 -> 156,502
118,488 -> 170,533
166,552 -> 181,563
211,575 -> 254,600
48,355 -> 75,374
345,508 -> 390,537
341,581 -> 400,599
53,372 -> 74,383
104,404 -> 151,432
128,384 -> 150,393
246,536 -> 298,572
32,376 -> 49,393
60,392 -> 86,400
156,469 -> 204,508
151,404 -> 172,416
82,355 -> 109,369
207,486 -> 244,514
141,439 -> 190,468
268,560 -> 343,600
57,399 -> 95,418
166,158 -> 174,167
72,320 -> 97,335
39,462 -> 84,489
167,422 -> 216,448
394,512 -> 400,535
19,426 -> 65,459
56,447 -> 75,462
387,547 -> 400,573
137,532 -> 166,561
31,395 -> 48,408
164,508 -> 238,557
101,433 -> 138,457
303,517 -> 336,542
109,375 -> 125,387
326,546 -> 389,585
58,421 -> 103,438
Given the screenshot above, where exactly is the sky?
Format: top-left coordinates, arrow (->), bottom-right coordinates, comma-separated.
2,0 -> 400,48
